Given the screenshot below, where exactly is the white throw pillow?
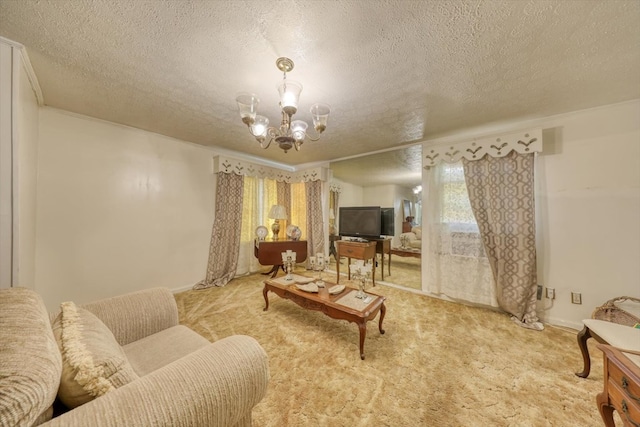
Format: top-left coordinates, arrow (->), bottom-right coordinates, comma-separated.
52,301 -> 139,408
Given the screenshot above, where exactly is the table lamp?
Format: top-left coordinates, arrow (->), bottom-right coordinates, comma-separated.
268,205 -> 288,240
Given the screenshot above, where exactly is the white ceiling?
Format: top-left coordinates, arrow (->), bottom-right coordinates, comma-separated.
1,0 -> 639,185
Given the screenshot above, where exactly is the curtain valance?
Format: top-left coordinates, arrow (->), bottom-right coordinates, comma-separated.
423,129 -> 542,167
213,155 -> 329,182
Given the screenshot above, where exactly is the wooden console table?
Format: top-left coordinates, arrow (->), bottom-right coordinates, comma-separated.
254,239 -> 307,277
335,241 -> 377,285
596,344 -> 640,427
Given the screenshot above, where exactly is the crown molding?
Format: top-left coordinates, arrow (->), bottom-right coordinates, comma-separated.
0,37 -> 43,106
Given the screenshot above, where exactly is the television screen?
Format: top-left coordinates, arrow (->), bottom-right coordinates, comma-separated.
380,207 -> 395,236
339,206 -> 381,239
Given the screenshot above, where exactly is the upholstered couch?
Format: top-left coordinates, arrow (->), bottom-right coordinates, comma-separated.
399,226 -> 422,249
0,287 -> 269,427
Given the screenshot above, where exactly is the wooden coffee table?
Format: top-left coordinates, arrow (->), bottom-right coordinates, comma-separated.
390,247 -> 421,260
263,275 -> 386,360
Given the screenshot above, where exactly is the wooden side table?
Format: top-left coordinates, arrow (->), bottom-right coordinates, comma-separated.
254,239 -> 308,277
596,344 -> 640,427
335,240 -> 377,285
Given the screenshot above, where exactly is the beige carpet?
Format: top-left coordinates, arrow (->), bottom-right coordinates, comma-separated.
175,274 -> 611,427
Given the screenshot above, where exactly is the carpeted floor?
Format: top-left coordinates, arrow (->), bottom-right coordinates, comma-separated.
175,274 -> 611,427
327,254 -> 422,291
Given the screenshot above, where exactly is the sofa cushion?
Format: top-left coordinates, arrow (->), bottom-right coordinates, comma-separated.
123,325 -> 210,377
52,301 -> 139,409
0,287 -> 62,427
411,226 -> 422,240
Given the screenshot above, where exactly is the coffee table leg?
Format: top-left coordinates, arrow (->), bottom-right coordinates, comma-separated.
379,303 -> 386,334
263,286 -> 270,311
358,322 -> 367,360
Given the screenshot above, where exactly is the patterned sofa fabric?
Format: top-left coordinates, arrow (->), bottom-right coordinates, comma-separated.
0,287 -> 269,427
0,288 -> 62,427
400,226 -> 422,249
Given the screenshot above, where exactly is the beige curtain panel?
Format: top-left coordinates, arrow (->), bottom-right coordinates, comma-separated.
194,172 -> 244,289
462,152 -> 541,330
305,180 -> 325,257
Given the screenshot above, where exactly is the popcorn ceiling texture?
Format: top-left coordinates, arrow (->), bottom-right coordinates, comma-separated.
0,0 -> 639,166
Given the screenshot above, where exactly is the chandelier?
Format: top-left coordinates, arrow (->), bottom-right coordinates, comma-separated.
235,57 -> 330,153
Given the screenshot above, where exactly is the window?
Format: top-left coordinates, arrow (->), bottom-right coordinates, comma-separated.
441,163 -> 476,225
439,162 -> 484,257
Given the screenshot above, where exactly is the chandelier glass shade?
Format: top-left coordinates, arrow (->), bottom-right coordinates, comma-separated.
236,57 -> 330,153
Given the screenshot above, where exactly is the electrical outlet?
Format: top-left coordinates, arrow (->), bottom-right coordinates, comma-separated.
546,288 -> 555,299
537,285 -> 543,300
571,292 -> 582,304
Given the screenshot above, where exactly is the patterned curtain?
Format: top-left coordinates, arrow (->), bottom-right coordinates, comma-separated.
462,152 -> 542,330
305,180 -> 325,257
329,189 -> 339,234
193,172 -> 244,289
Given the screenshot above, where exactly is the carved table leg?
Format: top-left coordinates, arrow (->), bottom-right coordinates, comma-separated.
596,391 -> 616,427
379,303 -> 386,335
358,322 -> 367,360
262,265 -> 281,277
576,325 -> 592,378
263,286 -> 270,311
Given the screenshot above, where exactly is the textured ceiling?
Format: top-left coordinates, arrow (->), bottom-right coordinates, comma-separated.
1,0 -> 639,186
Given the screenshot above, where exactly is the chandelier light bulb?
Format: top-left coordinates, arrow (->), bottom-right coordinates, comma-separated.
251,115 -> 269,137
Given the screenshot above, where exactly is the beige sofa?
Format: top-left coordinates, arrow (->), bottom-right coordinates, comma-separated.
399,226 -> 422,249
0,287 -> 269,427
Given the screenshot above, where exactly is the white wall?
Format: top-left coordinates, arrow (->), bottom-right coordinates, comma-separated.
35,109 -> 215,311
534,101 -> 640,329
333,178 -> 363,208
16,51 -> 39,288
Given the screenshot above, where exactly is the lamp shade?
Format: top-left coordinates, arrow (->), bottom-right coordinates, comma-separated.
236,93 -> 260,125
310,103 -> 330,133
278,80 -> 302,116
268,205 -> 288,220
291,120 -> 308,141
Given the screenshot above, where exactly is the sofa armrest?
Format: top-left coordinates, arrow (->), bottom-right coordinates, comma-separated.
42,335 -> 269,427
400,232 -> 417,241
80,288 -> 179,345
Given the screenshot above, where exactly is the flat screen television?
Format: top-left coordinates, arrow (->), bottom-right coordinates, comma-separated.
380,207 -> 395,236
339,206 -> 382,239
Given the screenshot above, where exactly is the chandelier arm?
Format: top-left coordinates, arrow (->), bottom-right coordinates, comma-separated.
248,126 -> 280,150
258,138 -> 274,150
265,127 -> 280,139
303,130 -> 323,142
